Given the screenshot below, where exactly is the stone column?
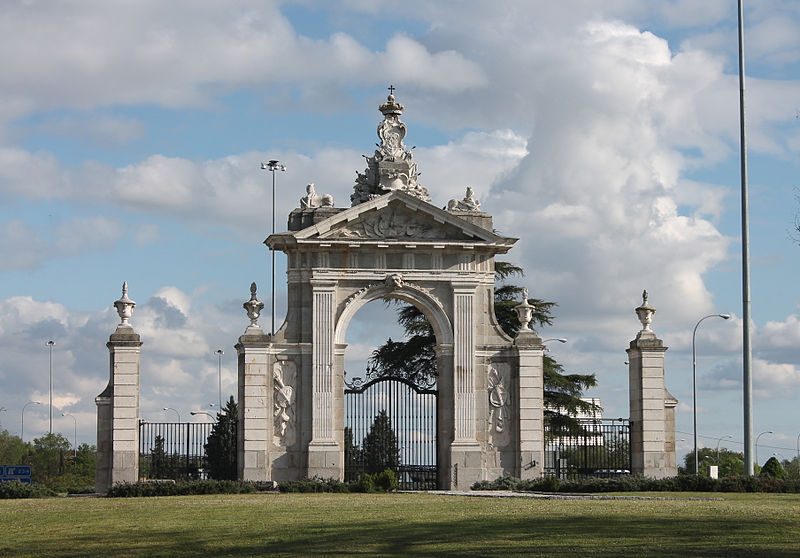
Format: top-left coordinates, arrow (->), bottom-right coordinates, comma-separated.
627,291 -> 675,478
237,283 -> 271,481
307,279 -> 340,479
513,289 -> 544,480
95,283 -> 141,493
449,282 -> 481,490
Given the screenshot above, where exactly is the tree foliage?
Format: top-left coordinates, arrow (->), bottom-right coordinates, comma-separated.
681,447 -> 745,477
0,428 -> 30,465
368,261 -> 598,433
761,456 -> 786,479
362,411 -> 400,475
204,396 -> 238,480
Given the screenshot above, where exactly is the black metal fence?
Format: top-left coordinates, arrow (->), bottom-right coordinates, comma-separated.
139,421 -> 213,480
345,373 -> 438,490
544,418 -> 631,479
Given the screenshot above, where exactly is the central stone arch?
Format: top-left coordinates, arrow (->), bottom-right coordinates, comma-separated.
234,93 -> 547,490
334,280 -> 453,347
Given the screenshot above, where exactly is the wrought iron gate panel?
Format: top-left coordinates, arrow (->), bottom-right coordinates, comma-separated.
138,421 -> 213,480
544,418 -> 631,479
345,373 -> 437,490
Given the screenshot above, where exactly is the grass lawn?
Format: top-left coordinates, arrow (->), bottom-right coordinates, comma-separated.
1,492 -> 799,557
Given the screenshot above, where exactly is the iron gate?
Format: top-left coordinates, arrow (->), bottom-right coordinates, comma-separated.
139,421 -> 213,480
544,418 -> 631,479
345,370 -> 438,490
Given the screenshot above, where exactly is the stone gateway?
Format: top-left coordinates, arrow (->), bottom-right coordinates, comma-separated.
95,92 -> 677,493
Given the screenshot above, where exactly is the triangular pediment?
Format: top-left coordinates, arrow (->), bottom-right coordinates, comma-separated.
287,191 -> 514,246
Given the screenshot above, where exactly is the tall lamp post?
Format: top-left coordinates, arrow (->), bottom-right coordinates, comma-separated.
162,407 -> 181,422
260,159 -> 286,336
755,430 -> 772,468
715,434 -> 733,466
61,412 -> 77,458
22,401 -> 41,441
692,313 -> 731,473
190,411 -> 216,422
796,432 -> 800,463
47,340 -> 55,433
215,349 -> 224,410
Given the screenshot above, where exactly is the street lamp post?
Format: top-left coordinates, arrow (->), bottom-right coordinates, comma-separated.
755,430 -> 773,468
47,340 -> 55,434
796,432 -> 800,463
21,401 -> 41,441
692,313 -> 731,473
61,412 -> 77,458
190,411 -> 216,422
715,434 -> 733,466
162,407 -> 181,422
260,159 -> 286,336
215,349 -> 224,410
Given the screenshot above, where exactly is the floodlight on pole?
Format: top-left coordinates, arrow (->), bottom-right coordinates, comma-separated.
162,407 -> 181,422
61,412 -> 77,458
260,159 -> 286,336
47,340 -> 55,434
755,430 -> 772,468
691,313 -> 731,474
215,349 -> 224,410
22,401 -> 41,441
737,0 -> 755,477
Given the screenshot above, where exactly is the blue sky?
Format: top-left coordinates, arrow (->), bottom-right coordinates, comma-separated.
1,0 -> 799,466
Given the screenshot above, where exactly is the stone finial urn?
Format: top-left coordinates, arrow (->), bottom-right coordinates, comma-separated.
243,282 -> 265,326
514,287 -> 535,331
635,290 -> 656,332
113,281 -> 136,326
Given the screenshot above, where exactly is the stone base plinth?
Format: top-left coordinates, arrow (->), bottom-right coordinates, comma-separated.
450,441 -> 483,490
307,441 -> 342,480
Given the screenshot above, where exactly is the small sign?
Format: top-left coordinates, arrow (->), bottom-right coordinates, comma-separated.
0,465 -> 32,484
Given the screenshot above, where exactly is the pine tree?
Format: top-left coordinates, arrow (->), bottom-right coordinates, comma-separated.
150,435 -> 167,479
362,410 -> 400,475
204,396 -> 238,480
369,261 -> 599,434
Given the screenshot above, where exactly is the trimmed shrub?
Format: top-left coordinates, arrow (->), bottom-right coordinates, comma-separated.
471,474 -> 800,494
278,477 -> 350,493
354,473 -> 376,493
106,479 -> 272,498
374,469 -> 399,492
0,480 -> 55,499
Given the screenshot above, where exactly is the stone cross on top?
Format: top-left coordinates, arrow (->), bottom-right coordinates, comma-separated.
388,84 -> 396,95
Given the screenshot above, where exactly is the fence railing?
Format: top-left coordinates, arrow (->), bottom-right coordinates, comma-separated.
138,421 -> 213,481
543,418 -> 630,479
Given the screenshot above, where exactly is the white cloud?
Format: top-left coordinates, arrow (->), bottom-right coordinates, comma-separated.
54,217 -> 124,255
31,114 -> 145,147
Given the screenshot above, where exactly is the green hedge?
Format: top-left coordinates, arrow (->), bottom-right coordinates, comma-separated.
0,480 -> 56,499
278,470 -> 399,493
471,474 -> 800,493
106,479 -> 278,498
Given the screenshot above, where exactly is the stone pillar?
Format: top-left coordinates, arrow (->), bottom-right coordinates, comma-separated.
237,283 -> 271,481
307,279 -> 340,479
449,283 -> 481,490
95,282 -> 141,493
627,291 -> 675,478
514,289 -> 544,480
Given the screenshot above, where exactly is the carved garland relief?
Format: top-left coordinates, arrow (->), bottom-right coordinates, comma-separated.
488,363 -> 511,448
273,361 -> 296,446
